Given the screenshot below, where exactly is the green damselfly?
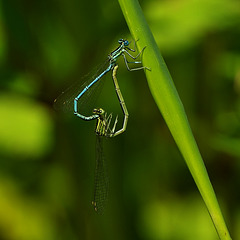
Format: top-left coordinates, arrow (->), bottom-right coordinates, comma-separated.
54,39 -> 148,213
91,65 -> 128,213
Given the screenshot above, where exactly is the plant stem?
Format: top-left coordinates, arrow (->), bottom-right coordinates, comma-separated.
118,0 -> 232,239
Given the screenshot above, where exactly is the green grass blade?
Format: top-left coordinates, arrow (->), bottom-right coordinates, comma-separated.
118,0 -> 232,239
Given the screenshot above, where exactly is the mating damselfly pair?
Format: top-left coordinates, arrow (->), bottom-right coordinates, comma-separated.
54,39 -> 148,214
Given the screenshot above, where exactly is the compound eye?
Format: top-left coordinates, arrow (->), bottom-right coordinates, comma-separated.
124,40 -> 129,46
98,108 -> 105,115
93,108 -> 102,114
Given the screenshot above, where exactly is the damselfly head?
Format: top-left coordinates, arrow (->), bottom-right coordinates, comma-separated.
124,40 -> 129,46
93,108 -> 105,116
118,39 -> 129,46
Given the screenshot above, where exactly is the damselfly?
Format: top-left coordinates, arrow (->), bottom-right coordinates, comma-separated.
91,65 -> 128,213
54,38 -> 148,124
54,39 -> 148,214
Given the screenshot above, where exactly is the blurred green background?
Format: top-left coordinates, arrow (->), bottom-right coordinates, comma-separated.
0,0 -> 239,239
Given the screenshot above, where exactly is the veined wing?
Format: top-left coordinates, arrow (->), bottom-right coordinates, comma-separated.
54,59 -> 110,117
92,135 -> 109,214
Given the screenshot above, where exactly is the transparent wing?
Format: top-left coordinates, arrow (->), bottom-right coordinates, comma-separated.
92,135 -> 109,214
53,59 -> 110,117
